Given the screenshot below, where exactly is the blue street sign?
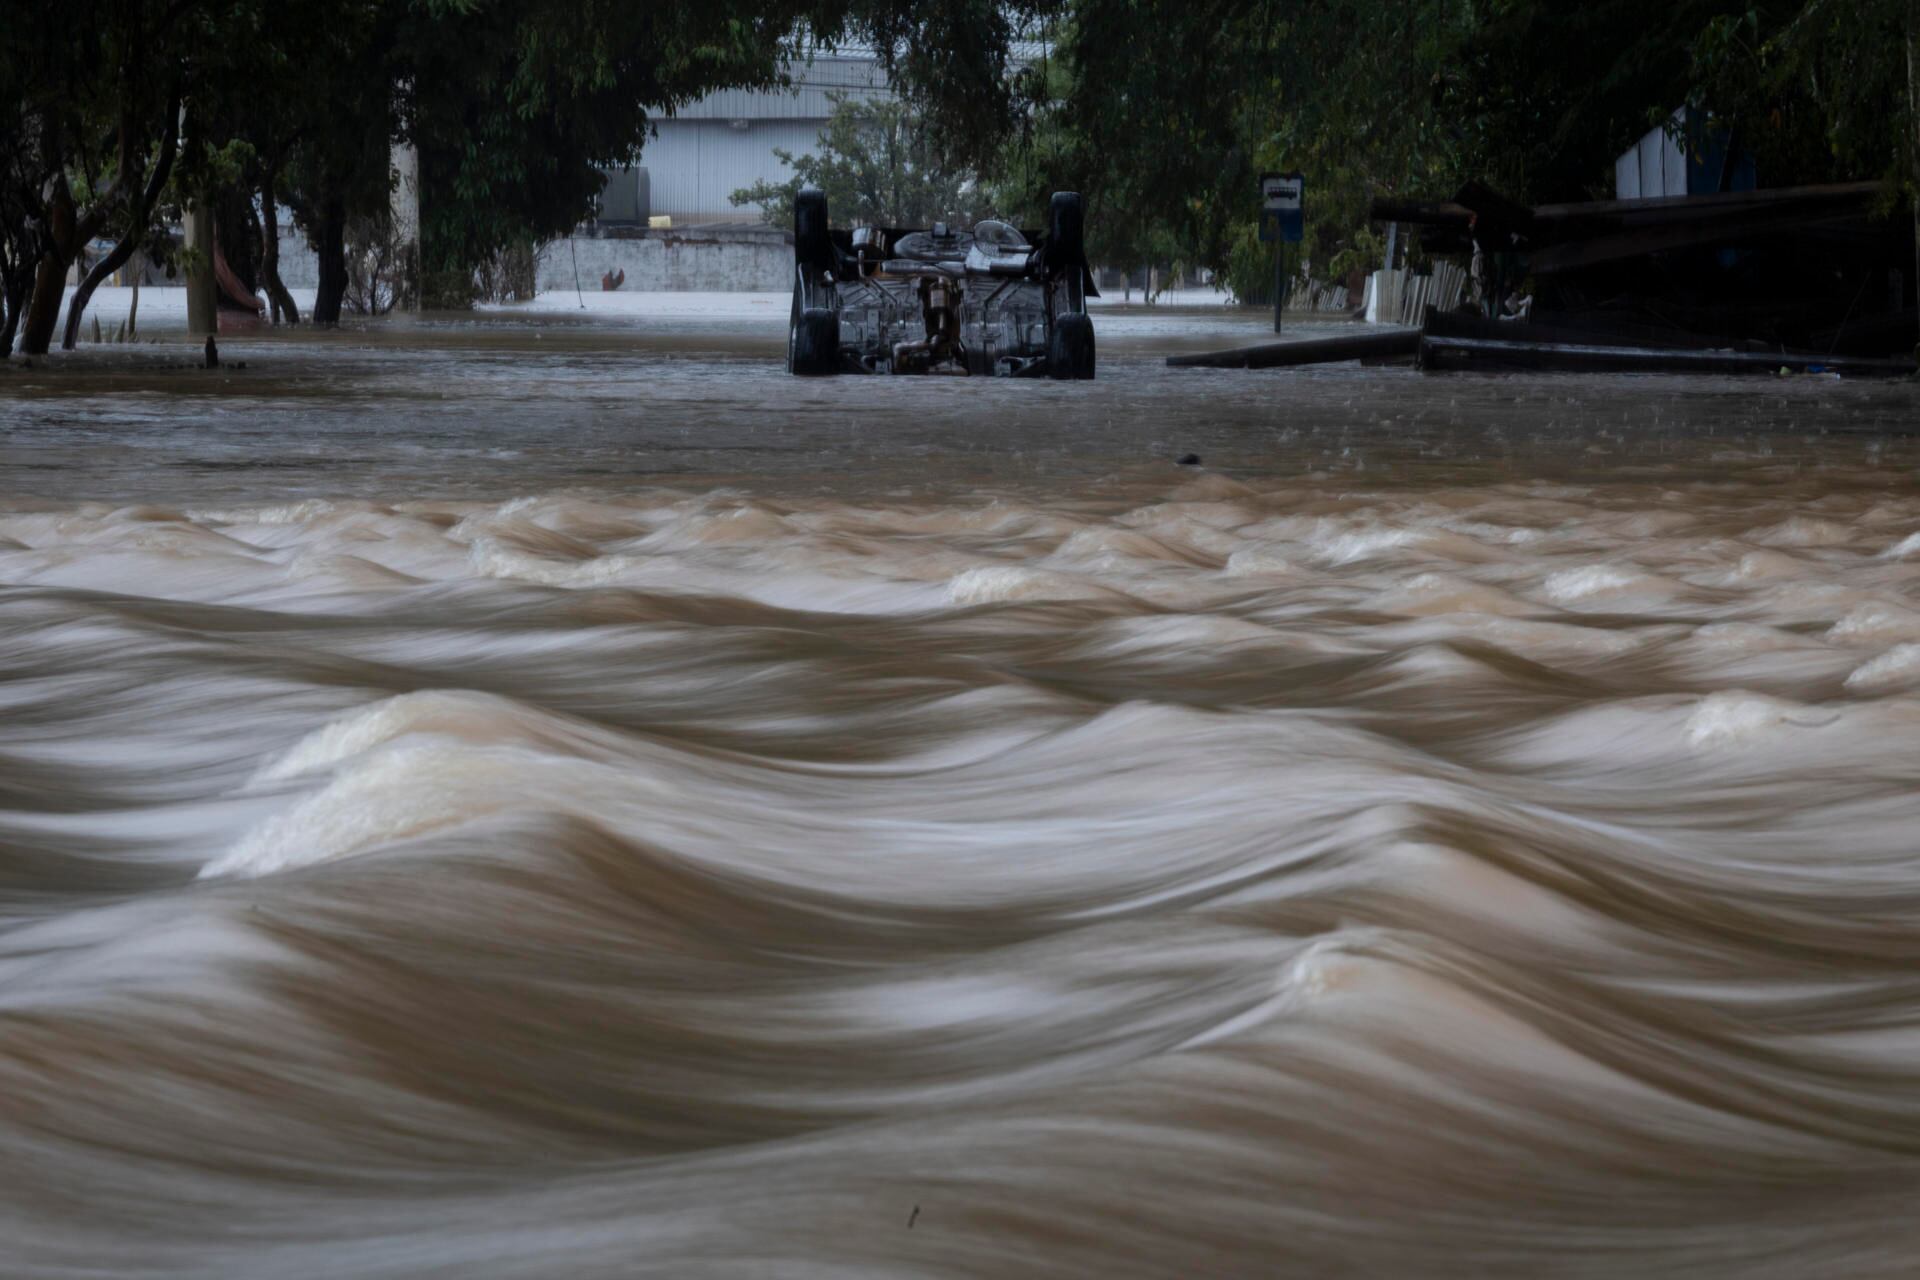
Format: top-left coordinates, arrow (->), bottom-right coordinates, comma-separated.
1260,172 -> 1305,243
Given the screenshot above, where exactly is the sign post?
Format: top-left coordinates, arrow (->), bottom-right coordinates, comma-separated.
1259,172 -> 1305,334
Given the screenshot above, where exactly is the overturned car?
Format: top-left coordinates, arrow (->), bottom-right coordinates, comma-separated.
787,189 -> 1097,379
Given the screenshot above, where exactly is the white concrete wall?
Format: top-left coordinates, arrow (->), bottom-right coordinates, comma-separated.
275,229 -> 321,288
187,227 -> 788,297
536,230 -> 791,293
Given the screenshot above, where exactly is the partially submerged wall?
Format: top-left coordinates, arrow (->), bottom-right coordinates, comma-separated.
534,226 -> 792,293
136,223 -> 793,297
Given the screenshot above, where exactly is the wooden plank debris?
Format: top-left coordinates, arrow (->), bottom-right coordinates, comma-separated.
1166,307 -> 1916,377
1167,329 -> 1421,369
1365,178 -> 1914,360
1419,333 -> 1915,377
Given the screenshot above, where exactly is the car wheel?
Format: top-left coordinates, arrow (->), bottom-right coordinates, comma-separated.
795,188 -> 834,275
1045,191 -> 1085,273
786,284 -> 801,373
1048,312 -> 1095,381
790,307 -> 840,376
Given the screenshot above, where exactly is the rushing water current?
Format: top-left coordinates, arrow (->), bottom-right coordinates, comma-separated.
5,298 -> 1920,1276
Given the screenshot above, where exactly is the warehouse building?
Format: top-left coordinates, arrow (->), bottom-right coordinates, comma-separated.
597,51 -> 891,227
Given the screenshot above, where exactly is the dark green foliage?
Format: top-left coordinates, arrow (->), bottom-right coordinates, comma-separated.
1004,0 -> 1917,301
996,2 -> 1485,300
403,1 -> 795,293
730,93 -> 990,228
403,0 -> 1058,299
0,0 -> 1060,342
1689,0 -> 1913,189
1,0 -> 200,351
3,0 -> 1911,340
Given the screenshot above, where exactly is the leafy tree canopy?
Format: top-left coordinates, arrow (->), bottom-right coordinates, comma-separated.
1001,0 -> 1917,299
3,0 -> 1912,345
1,0 -> 1060,347
731,92 -> 992,227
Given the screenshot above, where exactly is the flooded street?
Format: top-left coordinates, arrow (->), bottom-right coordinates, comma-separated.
5,299 -> 1920,1276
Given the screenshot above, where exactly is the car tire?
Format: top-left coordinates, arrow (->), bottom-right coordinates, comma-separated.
1048,312 -> 1095,381
790,306 -> 840,376
1045,191 -> 1085,272
795,188 -> 834,275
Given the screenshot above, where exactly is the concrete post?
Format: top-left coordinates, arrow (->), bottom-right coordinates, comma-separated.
390,137 -> 421,311
1908,0 -> 1918,362
183,204 -> 218,337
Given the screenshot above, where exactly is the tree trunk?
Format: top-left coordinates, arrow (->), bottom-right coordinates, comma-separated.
312,199 -> 348,325
18,254 -> 69,355
57,91 -> 180,350
0,270 -> 16,356
61,235 -> 143,350
260,187 -> 300,325
2,243 -> 36,355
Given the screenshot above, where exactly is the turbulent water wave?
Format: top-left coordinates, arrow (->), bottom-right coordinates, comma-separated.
7,474 -> 1920,1277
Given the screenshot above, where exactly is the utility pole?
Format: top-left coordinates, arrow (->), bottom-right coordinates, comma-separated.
1273,239 -> 1285,334
182,203 -> 217,338
1260,171 -> 1305,336
1910,0 -> 1919,361
179,101 -> 217,339
391,82 -> 421,312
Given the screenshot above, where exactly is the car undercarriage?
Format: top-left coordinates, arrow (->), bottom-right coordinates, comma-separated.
787,190 -> 1098,380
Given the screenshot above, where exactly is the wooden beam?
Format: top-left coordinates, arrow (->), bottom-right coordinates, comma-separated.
1452,181 -> 1538,238
1420,334 -> 1915,377
1167,329 -> 1421,369
1369,181 -> 1887,242
1528,210 -> 1870,274
1528,180 -> 1886,225
1368,198 -> 1471,226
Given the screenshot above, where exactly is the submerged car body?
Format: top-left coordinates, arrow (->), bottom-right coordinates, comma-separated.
787,190 -> 1097,379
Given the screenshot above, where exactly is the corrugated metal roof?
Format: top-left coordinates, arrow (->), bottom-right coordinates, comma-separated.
667,54 -> 892,121
660,40 -> 1052,122
640,119 -> 821,221
622,38 -> 1057,221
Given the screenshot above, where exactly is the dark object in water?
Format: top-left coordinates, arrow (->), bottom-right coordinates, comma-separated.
1167,329 -> 1420,369
1173,307 -> 1916,378
788,187 -> 1097,377
1177,453 -> 1202,465
1419,330 -> 1915,377
203,336 -> 219,370
1371,180 -> 1916,358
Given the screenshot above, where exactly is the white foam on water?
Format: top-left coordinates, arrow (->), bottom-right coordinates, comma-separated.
1845,644 -> 1920,693
253,690 -> 555,783
1829,602 -> 1920,646
1311,524 -> 1426,565
14,458 -> 1920,1279
947,564 -> 1123,604
1221,545 -> 1295,576
1685,691 -> 1821,750
208,741 -> 628,879
1542,563 -> 1652,604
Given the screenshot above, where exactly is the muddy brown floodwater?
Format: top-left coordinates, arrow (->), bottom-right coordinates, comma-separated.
4,301 -> 1920,1278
